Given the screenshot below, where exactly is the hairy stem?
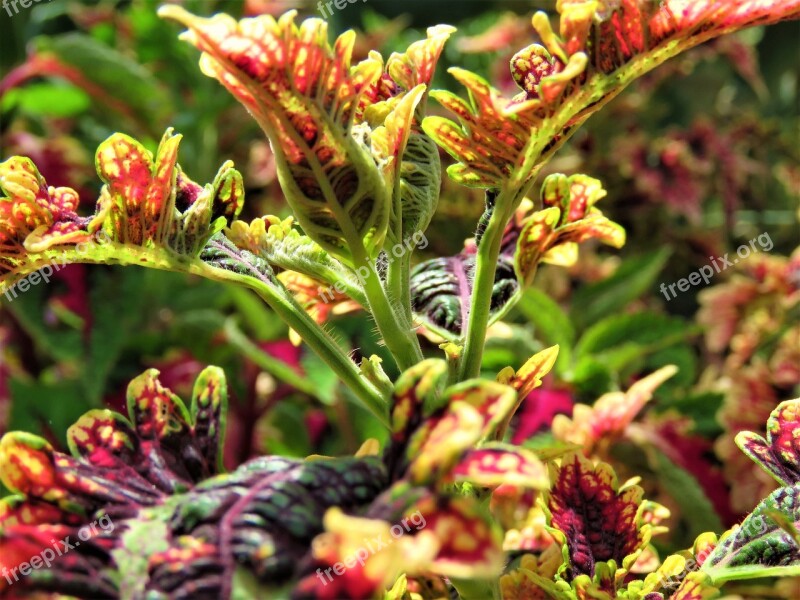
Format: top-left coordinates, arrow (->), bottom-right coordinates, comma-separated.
195,254 -> 392,426
357,255 -> 423,370
457,198 -> 512,381
3,242 -> 391,426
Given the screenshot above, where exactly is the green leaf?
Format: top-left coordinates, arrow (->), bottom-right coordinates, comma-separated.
586,342 -> 647,374
568,357 -> 613,398
659,391 -> 725,437
34,32 -> 172,128
9,82 -> 90,117
575,311 -> 695,357
516,287 -> 575,374
232,567 -> 290,600
396,132 -> 441,239
8,378 -> 92,448
653,449 -> 723,540
702,484 -> 800,584
83,268 -> 145,403
569,249 -> 671,330
644,345 -> 697,394
300,352 -> 339,406
4,275 -> 84,363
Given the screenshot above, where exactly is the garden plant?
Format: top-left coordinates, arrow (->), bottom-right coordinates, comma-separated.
0,0 -> 799,599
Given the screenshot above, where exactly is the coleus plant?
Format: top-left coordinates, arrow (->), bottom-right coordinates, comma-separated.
1,1 -> 800,598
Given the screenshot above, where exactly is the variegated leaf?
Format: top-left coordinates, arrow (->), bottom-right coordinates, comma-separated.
227,215 -> 365,305
406,379 -> 516,484
544,453 -> 647,582
447,444 -> 548,490
0,156 -> 90,278
425,0 -> 800,190
735,398 -> 800,486
1,130 -> 244,295
702,484 -> 800,583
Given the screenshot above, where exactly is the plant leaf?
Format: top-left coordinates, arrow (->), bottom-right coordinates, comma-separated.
552,366 -> 677,455
544,453 -> 648,582
410,245 -> 519,341
516,288 -> 575,374
425,0 -> 800,190
569,249 -> 671,331
411,175 -> 623,341
1,130 -> 244,296
702,484 -> 800,583
405,379 -> 516,484
446,444 -> 548,489
226,215 -> 365,305
736,398 -> 800,486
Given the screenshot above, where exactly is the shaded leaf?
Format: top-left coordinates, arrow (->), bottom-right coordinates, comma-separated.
569,249 -> 671,330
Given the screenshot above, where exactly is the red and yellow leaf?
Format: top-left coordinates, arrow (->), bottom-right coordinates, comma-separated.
412,495 -> 505,579
0,156 -> 89,275
544,453 -> 646,581
390,358 -> 447,443
406,379 -> 517,484
447,444 -> 548,490
425,0 -> 800,189
735,398 -> 800,487
552,366 -> 678,456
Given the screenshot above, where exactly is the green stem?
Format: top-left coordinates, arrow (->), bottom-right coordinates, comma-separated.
386,250 -> 415,332
457,196 -> 512,381
357,256 -> 423,370
4,243 -> 391,426
216,267 -> 391,426
223,319 -> 319,397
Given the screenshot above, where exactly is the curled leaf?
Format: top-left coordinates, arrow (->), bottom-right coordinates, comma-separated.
736,398 -> 800,486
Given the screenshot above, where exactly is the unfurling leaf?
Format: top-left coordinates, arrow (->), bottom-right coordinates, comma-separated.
227,215 -> 365,305
94,129 -> 243,254
497,344 -> 559,400
515,174 -> 624,284
0,156 -> 91,275
160,8 -> 452,266
0,129 -> 244,294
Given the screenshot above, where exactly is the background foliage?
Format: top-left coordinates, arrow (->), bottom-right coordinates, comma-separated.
1,2 -> 798,595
